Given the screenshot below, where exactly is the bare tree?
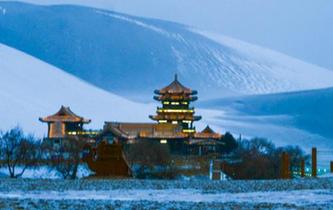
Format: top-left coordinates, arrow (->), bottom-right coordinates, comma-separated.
43,137 -> 84,179
0,126 -> 40,178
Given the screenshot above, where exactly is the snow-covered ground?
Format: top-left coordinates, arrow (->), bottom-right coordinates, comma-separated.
1,189 -> 332,205
0,165 -> 91,179
0,178 -> 332,209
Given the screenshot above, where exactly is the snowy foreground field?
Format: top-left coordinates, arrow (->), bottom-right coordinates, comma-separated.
0,178 -> 332,209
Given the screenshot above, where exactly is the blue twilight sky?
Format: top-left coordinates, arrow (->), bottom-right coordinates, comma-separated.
2,0 -> 333,70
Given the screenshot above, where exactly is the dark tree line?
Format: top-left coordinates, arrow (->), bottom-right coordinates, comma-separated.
223,137 -> 309,179
0,126 -> 84,179
125,139 -> 176,179
0,126 -> 310,180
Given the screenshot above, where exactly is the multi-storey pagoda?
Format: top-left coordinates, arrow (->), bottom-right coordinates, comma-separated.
39,106 -> 91,139
149,74 -> 201,133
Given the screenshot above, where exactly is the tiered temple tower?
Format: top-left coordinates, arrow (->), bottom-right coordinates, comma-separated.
149,75 -> 202,133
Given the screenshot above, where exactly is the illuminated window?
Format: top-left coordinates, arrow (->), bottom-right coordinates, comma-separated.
157,109 -> 194,113
68,131 -> 77,135
159,120 -> 167,123
171,102 -> 179,105
172,121 -> 178,124
181,102 -> 188,105
182,120 -> 192,124
183,129 -> 195,133
163,101 -> 170,105
160,139 -> 167,144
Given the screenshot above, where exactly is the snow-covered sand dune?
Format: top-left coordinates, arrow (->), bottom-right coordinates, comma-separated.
0,43 -> 217,136
1,2 -> 333,101
0,43 -> 154,136
200,88 -> 333,168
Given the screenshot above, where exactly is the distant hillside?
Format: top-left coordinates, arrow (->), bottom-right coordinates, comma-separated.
200,88 -> 333,165
1,2 -> 333,101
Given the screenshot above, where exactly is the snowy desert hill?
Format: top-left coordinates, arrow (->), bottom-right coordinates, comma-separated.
0,43 -> 154,136
1,2 -> 333,101
201,88 -> 333,140
200,88 -> 333,167
0,43 -> 217,136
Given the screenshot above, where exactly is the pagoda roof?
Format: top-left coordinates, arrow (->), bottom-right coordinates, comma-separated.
155,74 -> 196,95
103,122 -> 187,139
193,125 -> 222,139
39,106 -> 91,123
201,125 -> 216,134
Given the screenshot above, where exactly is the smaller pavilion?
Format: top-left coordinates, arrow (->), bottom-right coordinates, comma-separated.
39,106 -> 91,139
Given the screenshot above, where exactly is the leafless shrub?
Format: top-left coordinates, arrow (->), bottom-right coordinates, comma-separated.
0,126 -> 41,178
42,137 -> 84,179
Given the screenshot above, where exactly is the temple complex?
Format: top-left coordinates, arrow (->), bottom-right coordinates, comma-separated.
100,75 -> 223,155
40,75 -> 225,176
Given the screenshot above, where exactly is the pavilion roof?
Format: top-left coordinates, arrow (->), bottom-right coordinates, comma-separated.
103,122 -> 187,139
155,74 -> 196,95
201,125 -> 216,134
39,106 -> 91,123
193,125 -> 222,139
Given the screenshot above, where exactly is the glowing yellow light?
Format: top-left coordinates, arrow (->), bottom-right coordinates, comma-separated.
163,101 -> 170,105
181,102 -> 188,105
183,129 -> 195,133
171,102 -> 179,105
159,120 -> 167,123
160,139 -> 167,144
182,120 -> 192,123
172,121 -> 178,124
157,109 -> 194,113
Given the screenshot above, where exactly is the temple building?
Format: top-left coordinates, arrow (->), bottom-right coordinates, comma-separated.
39,106 -> 92,139
100,75 -> 224,155
149,74 -> 201,133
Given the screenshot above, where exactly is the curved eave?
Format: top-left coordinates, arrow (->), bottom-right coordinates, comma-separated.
155,89 -> 198,95
39,117 -> 91,124
150,115 -> 202,121
153,95 -> 198,101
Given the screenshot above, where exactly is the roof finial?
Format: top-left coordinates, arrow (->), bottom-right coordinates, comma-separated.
174,73 -> 178,81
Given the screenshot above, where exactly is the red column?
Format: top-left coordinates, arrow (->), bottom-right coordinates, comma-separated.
301,159 -> 305,177
281,152 -> 291,179
312,147 -> 317,178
